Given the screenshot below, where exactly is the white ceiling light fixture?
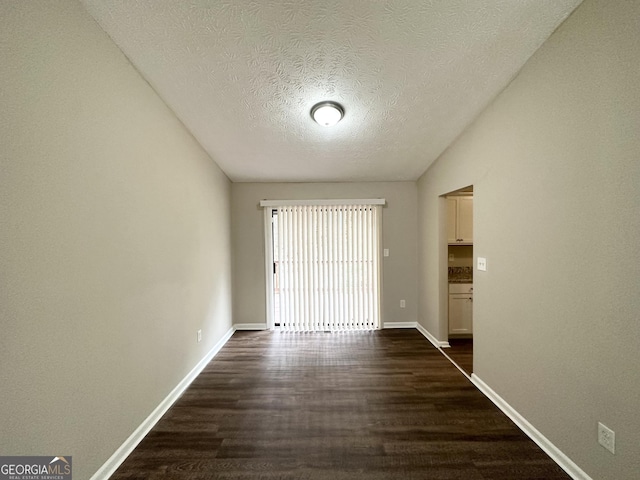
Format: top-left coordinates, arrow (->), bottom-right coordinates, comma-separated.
311,101 -> 344,127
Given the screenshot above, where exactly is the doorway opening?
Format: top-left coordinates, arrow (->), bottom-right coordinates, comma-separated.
442,185 -> 473,376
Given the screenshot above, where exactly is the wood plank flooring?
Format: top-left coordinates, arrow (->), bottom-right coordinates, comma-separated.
111,329 -> 570,480
445,339 -> 474,376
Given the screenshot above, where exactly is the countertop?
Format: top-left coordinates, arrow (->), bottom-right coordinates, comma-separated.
448,266 -> 472,284
449,278 -> 473,284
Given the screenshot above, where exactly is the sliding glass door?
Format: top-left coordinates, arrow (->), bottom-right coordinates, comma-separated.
266,202 -> 382,332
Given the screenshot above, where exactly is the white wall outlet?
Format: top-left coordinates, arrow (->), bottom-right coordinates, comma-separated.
383,248 -> 389,257
477,257 -> 487,271
197,329 -> 202,343
448,253 -> 455,262
598,422 -> 615,454
400,299 -> 406,308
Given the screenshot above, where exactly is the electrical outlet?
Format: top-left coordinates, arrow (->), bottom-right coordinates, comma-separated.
197,329 -> 202,343
383,248 -> 389,257
448,253 -> 455,262
598,422 -> 615,454
400,299 -> 406,308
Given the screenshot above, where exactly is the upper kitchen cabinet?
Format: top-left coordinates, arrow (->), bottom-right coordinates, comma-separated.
447,195 -> 473,244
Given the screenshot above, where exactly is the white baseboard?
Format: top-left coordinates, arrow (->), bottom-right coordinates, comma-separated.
415,323 -> 450,348
383,321 -> 417,329
234,323 -> 268,330
471,374 -> 592,480
90,326 -> 236,480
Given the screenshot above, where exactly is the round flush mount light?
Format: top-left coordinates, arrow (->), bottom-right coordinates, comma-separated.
311,101 -> 344,127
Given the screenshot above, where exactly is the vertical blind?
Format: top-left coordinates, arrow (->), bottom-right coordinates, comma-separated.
274,204 -> 381,331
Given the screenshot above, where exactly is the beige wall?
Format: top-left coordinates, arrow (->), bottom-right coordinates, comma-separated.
232,182 -> 418,327
0,2 -> 232,479
417,0 -> 639,478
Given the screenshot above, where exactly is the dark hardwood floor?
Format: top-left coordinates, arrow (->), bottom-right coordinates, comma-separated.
111,329 -> 569,479
444,338 -> 474,376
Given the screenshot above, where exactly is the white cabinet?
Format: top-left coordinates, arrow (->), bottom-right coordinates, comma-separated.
448,283 -> 473,335
446,196 -> 473,244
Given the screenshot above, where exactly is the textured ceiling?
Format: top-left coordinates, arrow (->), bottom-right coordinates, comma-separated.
80,0 -> 582,182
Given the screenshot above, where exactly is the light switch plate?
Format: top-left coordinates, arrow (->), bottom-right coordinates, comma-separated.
383,249 -> 389,257
477,257 -> 487,271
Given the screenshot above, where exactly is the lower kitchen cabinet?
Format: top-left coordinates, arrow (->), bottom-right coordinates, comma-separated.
449,283 -> 473,335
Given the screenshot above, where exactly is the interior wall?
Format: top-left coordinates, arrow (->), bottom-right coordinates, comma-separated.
0,2 -> 232,479
231,182 -> 418,328
417,0 -> 639,478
